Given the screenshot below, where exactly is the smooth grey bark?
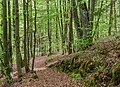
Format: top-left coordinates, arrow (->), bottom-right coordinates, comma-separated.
15,0 -> 22,78
59,0 -> 64,54
113,0 -> 117,33
63,0 -> 68,53
54,0 -> 60,51
26,0 -> 30,67
8,0 -> 12,71
30,0 -> 33,58
68,1 -> 73,54
23,0 -> 30,73
32,0 -> 37,71
47,0 -> 52,55
108,0 -> 113,35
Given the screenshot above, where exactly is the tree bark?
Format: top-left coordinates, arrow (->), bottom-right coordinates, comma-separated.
30,0 -> 33,58
68,2 -> 73,54
2,0 -> 11,82
15,0 -> 22,78
73,0 -> 83,39
23,0 -> 30,73
26,0 -> 30,67
47,0 -> 52,55
113,0 -> 117,33
32,0 -> 37,71
59,0 -> 64,54
8,0 -> 12,71
108,0 -> 113,36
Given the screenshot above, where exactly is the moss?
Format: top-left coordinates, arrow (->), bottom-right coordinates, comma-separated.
50,44 -> 120,86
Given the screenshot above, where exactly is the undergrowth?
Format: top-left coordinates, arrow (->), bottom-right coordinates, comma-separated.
48,36 -> 120,87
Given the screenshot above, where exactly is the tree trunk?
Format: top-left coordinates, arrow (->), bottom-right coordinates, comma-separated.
30,0 -> 33,58
54,0 -> 60,52
113,0 -> 117,33
63,0 -> 68,53
23,0 -> 30,73
32,0 -> 37,71
13,0 -> 15,39
79,2 -> 90,37
73,0 -> 83,39
94,0 -> 103,39
90,0 -> 95,29
108,0 -> 113,36
8,0 -> 12,72
2,0 -> 11,82
26,0 -> 30,67
47,0 -> 52,55
15,0 -> 22,78
59,0 -> 64,54
68,3 -> 73,54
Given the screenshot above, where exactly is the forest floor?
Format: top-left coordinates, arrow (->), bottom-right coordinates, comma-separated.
45,36 -> 120,86
8,52 -> 82,87
1,36 -> 120,87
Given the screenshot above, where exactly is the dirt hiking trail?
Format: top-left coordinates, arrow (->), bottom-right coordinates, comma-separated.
10,53 -> 82,87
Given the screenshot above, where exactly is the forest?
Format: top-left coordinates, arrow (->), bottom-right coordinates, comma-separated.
0,0 -> 120,87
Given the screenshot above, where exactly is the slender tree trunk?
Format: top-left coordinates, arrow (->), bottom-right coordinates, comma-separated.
36,39 -> 39,56
8,0 -> 12,71
63,0 -> 68,53
119,0 -> 120,15
73,0 -> 83,39
23,0 -> 30,73
113,0 -> 117,33
26,0 -> 30,67
47,0 -> 52,55
119,1 -> 120,32
0,39 -> 3,76
15,0 -> 22,78
79,2 -> 90,37
13,0 -> 15,39
94,0 -> 103,39
55,0 -> 60,51
2,0 -> 11,82
68,3 -> 73,54
90,0 -> 95,29
59,0 -> 64,54
39,38 -> 41,55
108,0 -> 113,36
55,17 -> 59,51
30,0 -> 33,58
32,0 -> 37,71
88,0 -> 90,11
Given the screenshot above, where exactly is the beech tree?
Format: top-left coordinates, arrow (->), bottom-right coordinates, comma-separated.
8,0 -> 12,70
32,0 -> 37,71
23,0 -> 30,73
0,0 -> 120,83
15,0 -> 22,78
2,0 -> 11,82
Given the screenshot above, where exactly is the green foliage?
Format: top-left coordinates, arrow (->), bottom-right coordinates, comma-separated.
1,0 -> 120,85
0,50 -> 12,84
0,51 -> 4,75
52,39 -> 120,86
32,72 -> 38,79
70,72 -> 81,80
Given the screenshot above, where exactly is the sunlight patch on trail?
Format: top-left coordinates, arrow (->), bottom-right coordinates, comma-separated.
33,67 -> 47,71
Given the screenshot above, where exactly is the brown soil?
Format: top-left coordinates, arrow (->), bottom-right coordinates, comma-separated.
9,53 -> 82,87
